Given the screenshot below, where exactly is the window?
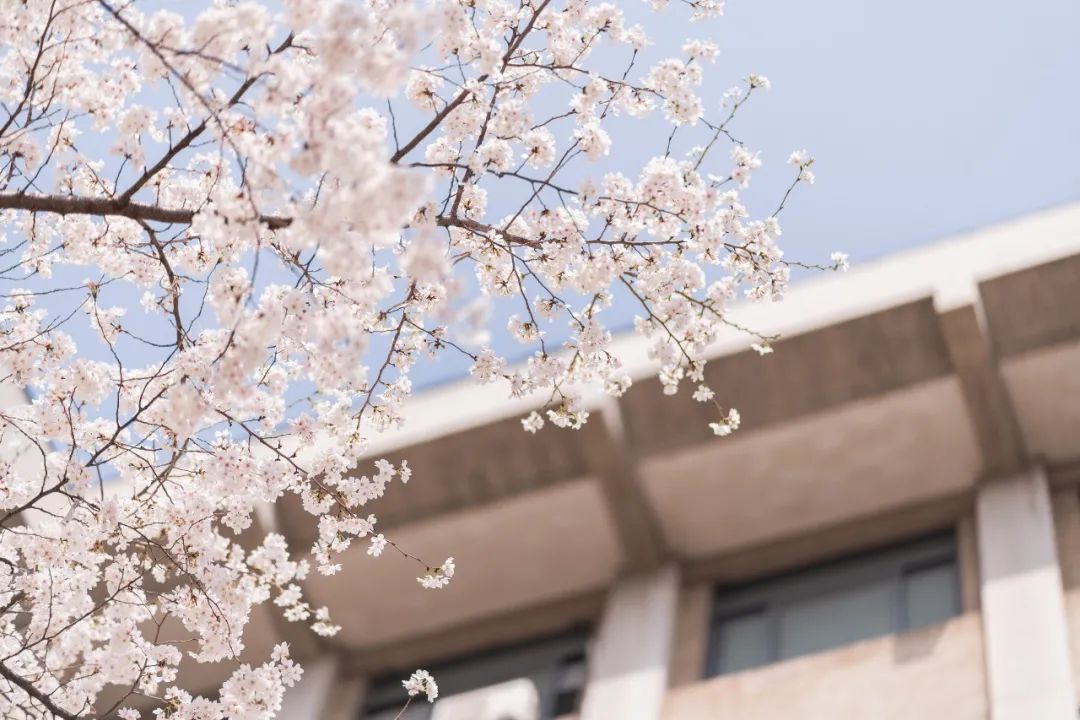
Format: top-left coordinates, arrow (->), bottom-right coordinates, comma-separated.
706,533 -> 959,676
361,631 -> 588,720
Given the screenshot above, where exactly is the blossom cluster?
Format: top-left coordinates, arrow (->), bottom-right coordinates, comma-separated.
0,0 -> 831,717
403,669 -> 439,703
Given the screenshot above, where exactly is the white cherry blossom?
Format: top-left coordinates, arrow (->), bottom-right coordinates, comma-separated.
0,0 -> 833,717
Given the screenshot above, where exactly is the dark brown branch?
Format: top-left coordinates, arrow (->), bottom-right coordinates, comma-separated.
0,661 -> 79,720
0,193 -> 545,249
0,193 -> 291,229
434,214 -> 538,247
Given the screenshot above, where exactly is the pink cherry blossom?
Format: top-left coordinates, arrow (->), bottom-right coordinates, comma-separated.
0,0 -> 830,717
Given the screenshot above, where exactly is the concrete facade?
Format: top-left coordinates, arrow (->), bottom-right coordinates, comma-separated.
51,203 -> 1080,717
976,470 -> 1075,718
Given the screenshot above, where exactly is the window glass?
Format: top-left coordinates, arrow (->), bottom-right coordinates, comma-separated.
714,610 -> 770,674
776,581 -> 894,660
904,562 -> 958,629
707,533 -> 959,677
551,651 -> 587,716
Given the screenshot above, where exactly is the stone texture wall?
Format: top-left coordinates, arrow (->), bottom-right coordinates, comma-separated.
662,614 -> 988,720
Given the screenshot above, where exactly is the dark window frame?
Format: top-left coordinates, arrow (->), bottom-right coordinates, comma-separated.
361,628 -> 590,720
705,531 -> 960,677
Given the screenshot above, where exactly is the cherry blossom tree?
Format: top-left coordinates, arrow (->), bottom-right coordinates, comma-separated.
0,0 -> 834,717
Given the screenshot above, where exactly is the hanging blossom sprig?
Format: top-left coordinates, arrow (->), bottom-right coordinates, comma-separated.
0,0 -> 837,717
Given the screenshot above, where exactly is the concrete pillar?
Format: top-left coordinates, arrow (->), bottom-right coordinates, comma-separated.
668,583 -> 711,687
976,468 -> 1076,719
279,656 -> 366,720
580,565 -> 679,720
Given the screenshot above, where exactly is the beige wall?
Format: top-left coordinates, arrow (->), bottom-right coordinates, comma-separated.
662,614 -> 988,720
639,378 -> 981,560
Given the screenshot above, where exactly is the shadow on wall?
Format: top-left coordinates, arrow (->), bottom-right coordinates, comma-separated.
891,621 -> 949,665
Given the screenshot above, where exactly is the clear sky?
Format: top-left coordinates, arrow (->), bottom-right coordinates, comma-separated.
708,0 -> 1080,261
407,0 -> 1080,388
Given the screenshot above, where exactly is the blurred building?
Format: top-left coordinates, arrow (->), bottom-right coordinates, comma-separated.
142,203 -> 1080,718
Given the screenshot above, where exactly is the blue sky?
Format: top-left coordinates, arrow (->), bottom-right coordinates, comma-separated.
707,0 -> 1080,261
409,0 -> 1080,387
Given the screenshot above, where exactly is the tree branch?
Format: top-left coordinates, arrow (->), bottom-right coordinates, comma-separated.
0,193 -> 543,247
0,193 -> 291,229
0,661 -> 79,720
434,214 -> 538,247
